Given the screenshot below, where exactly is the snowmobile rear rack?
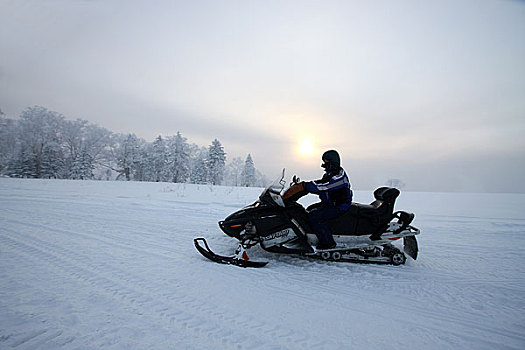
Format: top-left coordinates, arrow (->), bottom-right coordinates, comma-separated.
194,238 -> 268,268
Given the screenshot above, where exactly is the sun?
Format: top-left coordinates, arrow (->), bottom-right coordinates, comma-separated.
298,137 -> 315,156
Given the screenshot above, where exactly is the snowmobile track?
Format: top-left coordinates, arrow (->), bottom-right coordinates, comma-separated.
2,179 -> 524,350
1,222 -> 335,349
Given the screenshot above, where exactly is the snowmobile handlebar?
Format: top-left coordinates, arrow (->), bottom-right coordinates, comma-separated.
282,182 -> 307,202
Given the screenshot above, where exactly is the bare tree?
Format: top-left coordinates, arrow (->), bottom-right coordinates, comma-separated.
385,178 -> 406,189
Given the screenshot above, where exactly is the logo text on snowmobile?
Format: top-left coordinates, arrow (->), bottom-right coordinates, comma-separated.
261,228 -> 293,245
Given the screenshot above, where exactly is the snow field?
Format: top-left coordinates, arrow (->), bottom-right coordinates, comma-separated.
1,178 -> 524,349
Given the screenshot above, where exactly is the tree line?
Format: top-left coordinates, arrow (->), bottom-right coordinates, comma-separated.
0,106 -> 267,187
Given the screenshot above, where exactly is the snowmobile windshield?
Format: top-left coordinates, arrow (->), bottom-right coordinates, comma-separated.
259,169 -> 286,207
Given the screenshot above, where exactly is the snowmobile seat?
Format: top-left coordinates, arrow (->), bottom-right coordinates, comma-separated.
327,187 -> 400,236
349,200 -> 382,217
373,187 -> 400,204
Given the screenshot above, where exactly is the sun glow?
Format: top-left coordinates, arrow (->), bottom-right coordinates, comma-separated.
298,137 -> 315,156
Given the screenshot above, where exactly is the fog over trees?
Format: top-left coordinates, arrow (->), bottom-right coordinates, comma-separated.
0,106 -> 268,187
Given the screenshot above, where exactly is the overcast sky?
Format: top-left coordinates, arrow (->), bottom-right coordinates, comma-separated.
1,0 -> 524,192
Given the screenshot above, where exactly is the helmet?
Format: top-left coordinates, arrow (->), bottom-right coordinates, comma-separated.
321,150 -> 341,170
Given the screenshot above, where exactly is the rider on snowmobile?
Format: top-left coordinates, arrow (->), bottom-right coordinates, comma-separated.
303,150 -> 353,250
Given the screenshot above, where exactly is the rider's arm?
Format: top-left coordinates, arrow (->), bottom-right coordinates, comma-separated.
305,170 -> 349,194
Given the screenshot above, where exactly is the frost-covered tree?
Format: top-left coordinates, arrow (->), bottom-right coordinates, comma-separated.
60,118 -> 111,179
241,154 -> 256,187
149,136 -> 168,182
385,178 -> 406,189
113,133 -> 144,181
190,146 -> 208,184
10,106 -> 64,178
206,139 -> 226,185
166,131 -> 190,183
80,123 -> 112,173
224,157 -> 244,186
133,146 -> 151,182
0,111 -> 17,173
62,119 -> 87,171
69,148 -> 94,179
7,147 -> 36,178
0,105 -> 268,184
40,141 -> 65,178
255,169 -> 269,187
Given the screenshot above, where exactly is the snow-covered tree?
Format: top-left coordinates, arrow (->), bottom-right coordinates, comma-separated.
255,170 -> 270,187
224,157 -> 244,186
0,105 -> 268,184
62,119 -> 87,171
241,154 -> 256,187
80,123 -> 112,173
385,178 -> 406,189
40,141 -> 65,178
206,139 -> 226,185
113,133 -> 144,181
69,148 -> 94,179
166,132 -> 190,183
60,118 -> 111,179
190,146 -> 208,184
0,111 -> 17,173
7,147 -> 36,178
10,106 -> 64,178
146,136 -> 167,182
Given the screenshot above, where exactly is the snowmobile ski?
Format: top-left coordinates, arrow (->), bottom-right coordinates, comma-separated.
194,238 -> 268,268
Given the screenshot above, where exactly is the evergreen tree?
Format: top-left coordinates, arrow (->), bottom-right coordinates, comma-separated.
7,146 -> 36,178
0,111 -> 16,173
190,147 -> 208,184
206,139 -> 226,185
150,136 -> 168,182
241,154 -> 256,187
0,105 -> 268,184
167,132 -> 190,183
69,148 -> 94,179
40,141 -> 65,178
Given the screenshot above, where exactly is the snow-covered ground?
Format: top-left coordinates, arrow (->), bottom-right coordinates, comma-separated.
1,177 -> 524,349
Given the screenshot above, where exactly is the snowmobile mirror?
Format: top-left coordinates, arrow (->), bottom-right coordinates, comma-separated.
279,168 -> 286,187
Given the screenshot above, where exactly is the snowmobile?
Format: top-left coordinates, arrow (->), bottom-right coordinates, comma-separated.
194,170 -> 420,268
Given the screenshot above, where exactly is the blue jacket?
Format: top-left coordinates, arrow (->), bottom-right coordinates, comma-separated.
305,168 -> 353,211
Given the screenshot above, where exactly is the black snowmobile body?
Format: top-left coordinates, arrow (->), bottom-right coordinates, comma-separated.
195,171 -> 420,267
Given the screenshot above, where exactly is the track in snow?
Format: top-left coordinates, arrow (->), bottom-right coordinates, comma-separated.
1,178 -> 524,349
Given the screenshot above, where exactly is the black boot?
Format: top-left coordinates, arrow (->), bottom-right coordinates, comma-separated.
369,233 -> 382,241
316,242 -> 336,250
